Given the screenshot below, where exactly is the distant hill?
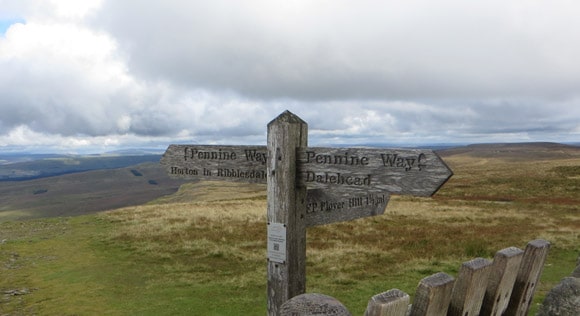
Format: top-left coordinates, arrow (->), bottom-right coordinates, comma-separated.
0,154 -> 162,181
437,142 -> 580,160
0,162 -> 188,221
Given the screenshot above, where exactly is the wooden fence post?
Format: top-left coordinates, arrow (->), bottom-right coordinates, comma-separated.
448,257 -> 492,316
505,239 -> 550,316
409,272 -> 455,316
481,247 -> 524,316
266,111 -> 308,316
364,289 -> 410,316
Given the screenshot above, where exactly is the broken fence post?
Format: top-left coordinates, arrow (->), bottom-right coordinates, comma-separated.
364,289 -> 410,316
409,272 -> 455,316
480,246 -> 524,316
505,239 -> 551,316
448,257 -> 493,316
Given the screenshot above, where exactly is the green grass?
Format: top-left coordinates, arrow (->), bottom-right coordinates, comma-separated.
2,148 -> 580,315
3,206 -> 575,314
1,215 -> 266,315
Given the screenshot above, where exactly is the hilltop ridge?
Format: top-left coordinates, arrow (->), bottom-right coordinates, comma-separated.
438,142 -> 580,160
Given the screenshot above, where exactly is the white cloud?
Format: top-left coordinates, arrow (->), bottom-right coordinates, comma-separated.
0,11 -> 138,137
1,0 -> 580,152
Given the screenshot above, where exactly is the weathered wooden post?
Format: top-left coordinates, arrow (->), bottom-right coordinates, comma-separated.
505,239 -> 551,316
365,289 -> 410,316
448,257 -> 493,316
481,247 -> 524,316
409,272 -> 455,316
266,111 -> 308,316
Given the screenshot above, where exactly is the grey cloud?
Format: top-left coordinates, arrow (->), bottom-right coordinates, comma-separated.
95,0 -> 580,102
0,59 -> 125,136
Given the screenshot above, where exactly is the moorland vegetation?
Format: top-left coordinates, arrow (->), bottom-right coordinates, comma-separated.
1,143 -> 579,315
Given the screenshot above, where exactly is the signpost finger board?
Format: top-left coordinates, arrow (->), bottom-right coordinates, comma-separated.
297,147 -> 452,197
160,145 -> 268,183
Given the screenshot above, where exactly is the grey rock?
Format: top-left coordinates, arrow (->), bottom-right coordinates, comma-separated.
537,277 -> 580,316
573,265 -> 580,278
280,293 -> 352,316
3,288 -> 30,296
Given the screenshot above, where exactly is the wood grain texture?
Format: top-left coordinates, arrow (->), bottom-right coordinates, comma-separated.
448,257 -> 492,316
266,111 -> 308,316
364,289 -> 410,316
409,272 -> 455,316
161,145 -> 454,198
505,239 -> 550,316
480,247 -> 524,316
305,189 -> 389,227
160,145 -> 268,183
297,147 -> 452,197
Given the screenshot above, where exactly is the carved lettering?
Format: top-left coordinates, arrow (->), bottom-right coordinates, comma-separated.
349,196 -> 364,208
306,202 -> 318,214
244,149 -> 267,165
366,194 -> 387,206
320,200 -> 345,212
307,193 -> 387,215
216,168 -> 267,180
170,166 -> 198,175
306,171 -> 371,186
380,153 -> 427,171
184,147 -> 237,161
305,151 -> 369,166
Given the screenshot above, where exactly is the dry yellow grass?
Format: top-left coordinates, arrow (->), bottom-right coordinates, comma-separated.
95,148 -> 580,314
102,151 -> 580,271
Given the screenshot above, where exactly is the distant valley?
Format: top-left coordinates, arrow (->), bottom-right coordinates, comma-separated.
0,153 -> 163,181
0,154 -> 188,220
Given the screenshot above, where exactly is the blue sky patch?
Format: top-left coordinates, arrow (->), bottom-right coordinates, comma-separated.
0,18 -> 26,36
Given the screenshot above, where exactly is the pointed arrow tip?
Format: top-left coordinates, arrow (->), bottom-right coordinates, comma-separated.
268,110 -> 307,126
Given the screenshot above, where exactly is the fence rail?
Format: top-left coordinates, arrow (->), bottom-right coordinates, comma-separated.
364,239 -> 550,316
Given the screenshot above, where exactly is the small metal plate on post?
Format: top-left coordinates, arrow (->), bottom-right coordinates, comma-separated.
268,223 -> 287,263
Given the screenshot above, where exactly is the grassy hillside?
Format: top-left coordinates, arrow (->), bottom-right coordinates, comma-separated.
1,143 -> 579,315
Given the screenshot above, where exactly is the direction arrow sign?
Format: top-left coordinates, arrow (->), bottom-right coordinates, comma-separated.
305,189 -> 390,227
161,144 -> 452,225
297,147 -> 453,197
160,145 -> 268,183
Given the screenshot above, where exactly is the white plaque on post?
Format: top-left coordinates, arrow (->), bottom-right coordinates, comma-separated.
267,223 -> 287,264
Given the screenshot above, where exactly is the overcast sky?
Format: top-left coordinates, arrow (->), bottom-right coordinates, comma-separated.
1,0 -> 579,153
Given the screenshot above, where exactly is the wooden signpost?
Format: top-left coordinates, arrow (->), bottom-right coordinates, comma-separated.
160,145 -> 268,183
161,111 -> 453,315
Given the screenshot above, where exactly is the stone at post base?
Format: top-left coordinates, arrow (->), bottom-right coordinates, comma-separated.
573,265 -> 580,278
537,277 -> 580,316
574,253 -> 580,277
280,293 -> 352,316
